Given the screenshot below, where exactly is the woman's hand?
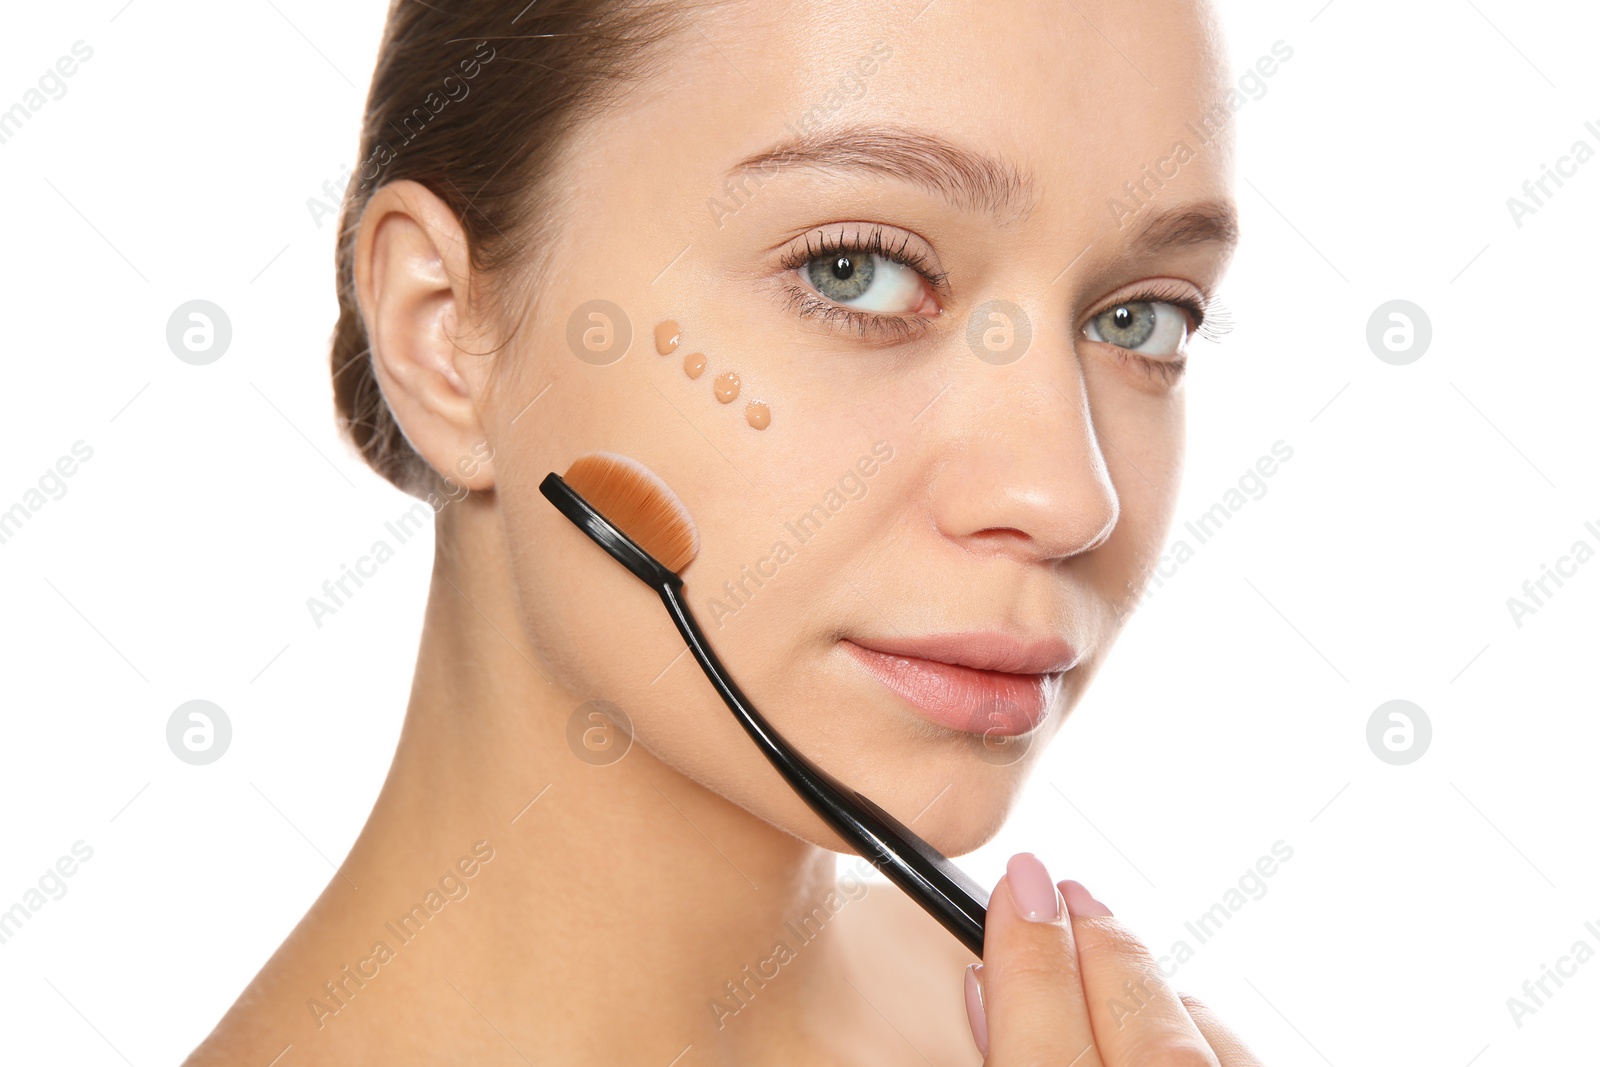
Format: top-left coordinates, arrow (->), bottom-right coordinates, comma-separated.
963,853 -> 1263,1065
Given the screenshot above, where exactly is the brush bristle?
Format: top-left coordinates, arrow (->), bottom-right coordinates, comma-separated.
563,453 -> 701,574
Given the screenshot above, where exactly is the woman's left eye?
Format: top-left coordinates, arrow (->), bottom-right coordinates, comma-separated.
802,251 -> 930,314
1084,300 -> 1192,358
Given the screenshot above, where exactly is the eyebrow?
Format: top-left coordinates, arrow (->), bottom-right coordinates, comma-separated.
728,123 -> 1239,257
728,123 -> 1038,223
1128,201 -> 1240,257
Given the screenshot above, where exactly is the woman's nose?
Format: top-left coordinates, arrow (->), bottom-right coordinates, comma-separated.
928,328 -> 1120,564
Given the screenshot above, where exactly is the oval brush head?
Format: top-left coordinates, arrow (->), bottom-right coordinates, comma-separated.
563,452 -> 701,575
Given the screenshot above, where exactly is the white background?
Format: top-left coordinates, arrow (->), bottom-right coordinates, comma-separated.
2,1 -> 1596,1063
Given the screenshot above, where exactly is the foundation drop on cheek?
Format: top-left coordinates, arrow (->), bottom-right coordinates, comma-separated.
654,320 -> 681,355
662,324 -> 771,427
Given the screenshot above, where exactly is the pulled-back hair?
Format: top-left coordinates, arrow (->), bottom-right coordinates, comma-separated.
331,0 -> 701,497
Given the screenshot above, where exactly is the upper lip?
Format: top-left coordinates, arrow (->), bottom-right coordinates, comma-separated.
845,631 -> 1080,676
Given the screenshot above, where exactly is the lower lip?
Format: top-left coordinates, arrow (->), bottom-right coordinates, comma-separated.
841,641 -> 1056,737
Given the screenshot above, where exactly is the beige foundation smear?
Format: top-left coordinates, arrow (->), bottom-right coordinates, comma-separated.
682,352 -> 706,379
654,320 -> 681,355
713,371 -> 741,404
745,401 -> 771,430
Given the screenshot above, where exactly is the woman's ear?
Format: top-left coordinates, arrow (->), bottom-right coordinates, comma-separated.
353,179 -> 497,491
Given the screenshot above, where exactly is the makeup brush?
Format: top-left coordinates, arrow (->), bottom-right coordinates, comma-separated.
541,452 -> 990,957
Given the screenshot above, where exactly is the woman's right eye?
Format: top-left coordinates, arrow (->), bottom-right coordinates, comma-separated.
774,224 -> 948,340
803,251 -> 931,313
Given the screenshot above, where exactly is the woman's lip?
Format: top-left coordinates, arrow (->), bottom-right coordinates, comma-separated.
846,631 -> 1080,675
841,639 -> 1062,737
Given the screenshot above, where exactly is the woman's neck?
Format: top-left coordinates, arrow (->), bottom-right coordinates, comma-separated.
195,495 -> 876,1065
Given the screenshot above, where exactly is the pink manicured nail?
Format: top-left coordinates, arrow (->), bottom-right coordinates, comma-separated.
1006,852 -> 1061,922
964,963 -> 989,1057
1060,878 -> 1113,917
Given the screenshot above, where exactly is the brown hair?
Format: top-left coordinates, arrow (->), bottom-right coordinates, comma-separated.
331,0 -> 705,498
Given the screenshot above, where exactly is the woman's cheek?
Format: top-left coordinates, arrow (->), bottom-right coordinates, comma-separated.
1078,358 -> 1187,607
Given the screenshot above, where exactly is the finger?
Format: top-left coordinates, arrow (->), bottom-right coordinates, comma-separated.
1179,994 -> 1266,1067
1058,880 -> 1219,1067
976,853 -> 1104,1066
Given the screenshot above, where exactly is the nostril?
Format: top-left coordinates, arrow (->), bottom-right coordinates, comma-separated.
970,527 -> 1030,543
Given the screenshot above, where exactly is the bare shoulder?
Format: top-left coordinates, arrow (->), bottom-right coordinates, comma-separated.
832,877 -> 982,1065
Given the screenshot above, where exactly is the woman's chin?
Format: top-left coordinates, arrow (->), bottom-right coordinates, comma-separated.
740,755 -> 1021,859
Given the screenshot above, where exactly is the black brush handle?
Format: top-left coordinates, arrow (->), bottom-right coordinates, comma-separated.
656,578 -> 988,957
540,471 -> 988,955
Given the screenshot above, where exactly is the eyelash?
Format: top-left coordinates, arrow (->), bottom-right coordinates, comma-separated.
1088,279 -> 1232,385
776,228 -> 1234,379
776,225 -> 949,342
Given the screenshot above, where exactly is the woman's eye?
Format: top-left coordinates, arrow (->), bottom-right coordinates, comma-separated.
1085,300 -> 1192,357
802,251 -> 929,314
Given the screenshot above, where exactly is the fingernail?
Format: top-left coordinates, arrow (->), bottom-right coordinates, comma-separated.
1006,852 -> 1061,922
964,963 -> 989,1057
1060,878 -> 1113,917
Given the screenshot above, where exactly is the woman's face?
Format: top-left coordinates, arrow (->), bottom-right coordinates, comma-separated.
485,0 -> 1236,854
